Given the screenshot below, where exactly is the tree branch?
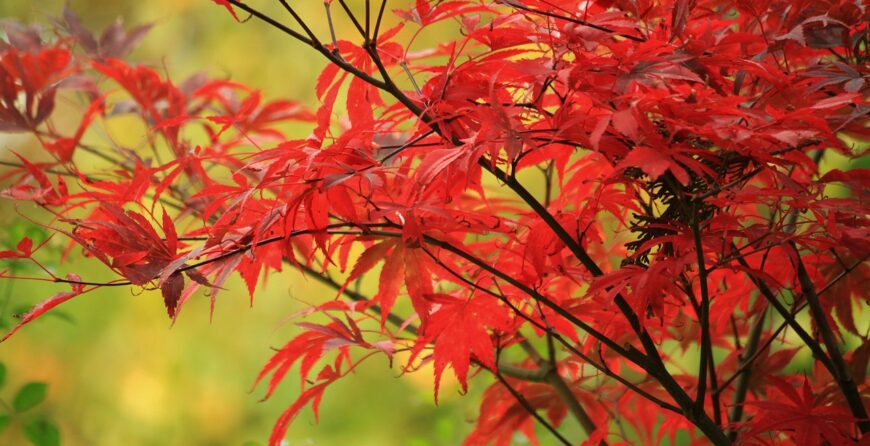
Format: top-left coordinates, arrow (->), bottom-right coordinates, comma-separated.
732,248 -> 836,373
420,246 -> 681,414
690,204 -> 713,417
492,367 -> 574,446
790,242 -> 870,434
520,338 -> 607,445
216,4 -> 727,443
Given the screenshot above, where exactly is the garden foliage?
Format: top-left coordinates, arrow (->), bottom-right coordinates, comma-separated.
1,1 -> 868,444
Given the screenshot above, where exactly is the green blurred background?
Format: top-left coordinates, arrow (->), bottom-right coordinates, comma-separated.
0,1 -> 487,445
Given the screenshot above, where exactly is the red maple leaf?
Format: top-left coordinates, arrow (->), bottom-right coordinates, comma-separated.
741,377 -> 859,445
411,293 -> 512,401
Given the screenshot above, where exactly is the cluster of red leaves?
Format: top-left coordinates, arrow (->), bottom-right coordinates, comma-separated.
1,1 -> 868,445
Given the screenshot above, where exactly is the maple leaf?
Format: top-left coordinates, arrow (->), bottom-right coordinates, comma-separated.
268,378 -> 334,446
741,377 -> 859,445
412,293 -> 512,401
212,0 -> 241,22
58,5 -> 153,58
465,378 -> 565,446
374,242 -> 405,328
1,274 -> 86,342
0,45 -> 75,131
65,205 -> 186,316
42,96 -> 104,162
1,154 -> 69,206
616,146 -> 675,181
5,2 -> 870,444
0,237 -> 33,260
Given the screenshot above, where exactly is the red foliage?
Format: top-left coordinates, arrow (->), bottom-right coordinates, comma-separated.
1,1 -> 869,445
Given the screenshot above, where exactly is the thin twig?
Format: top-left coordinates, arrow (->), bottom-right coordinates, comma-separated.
493,369 -> 574,446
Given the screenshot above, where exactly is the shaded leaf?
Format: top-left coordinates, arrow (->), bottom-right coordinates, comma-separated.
13,382 -> 47,412
23,417 -> 60,446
